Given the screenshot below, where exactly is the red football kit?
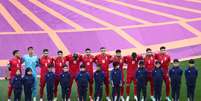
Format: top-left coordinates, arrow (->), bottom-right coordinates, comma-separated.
144,55 -> 156,96
95,53 -> 112,96
155,53 -> 171,96
8,57 -> 23,98
39,56 -> 54,98
81,54 -> 95,97
65,54 -> 82,97
124,55 -> 142,96
112,55 -> 125,96
53,56 -> 66,97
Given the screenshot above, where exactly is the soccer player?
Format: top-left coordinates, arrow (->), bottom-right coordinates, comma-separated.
169,59 -> 183,101
54,50 -> 66,101
81,48 -> 95,100
39,49 -> 54,101
185,59 -> 198,101
7,50 -> 23,101
111,49 -> 125,101
23,47 -> 39,101
65,53 -> 82,98
11,69 -> 23,101
76,64 -> 90,101
152,61 -> 163,101
60,65 -> 71,101
136,60 -> 147,101
45,64 -> 55,101
23,68 -> 35,101
95,47 -> 112,101
155,46 -> 171,101
94,64 -> 105,101
124,52 -> 142,101
144,48 -> 155,101
110,62 -> 122,101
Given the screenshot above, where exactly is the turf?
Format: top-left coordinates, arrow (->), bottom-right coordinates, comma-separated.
0,58 -> 200,101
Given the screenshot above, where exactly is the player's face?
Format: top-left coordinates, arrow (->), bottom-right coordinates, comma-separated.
116,52 -> 121,57
173,62 -> 179,67
100,48 -> 106,54
63,67 -> 69,72
160,49 -> 166,54
15,51 -> 21,58
16,70 -> 21,75
85,50 -> 91,55
80,68 -> 86,71
155,63 -> 161,68
28,49 -> 34,55
146,50 -> 152,56
58,53 -> 63,57
43,52 -> 48,57
27,71 -> 32,75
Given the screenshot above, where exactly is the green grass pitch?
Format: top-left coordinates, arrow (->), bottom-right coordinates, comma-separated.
0,58 -> 200,101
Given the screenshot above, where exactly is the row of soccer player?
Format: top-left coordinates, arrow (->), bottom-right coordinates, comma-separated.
6,46 -> 198,101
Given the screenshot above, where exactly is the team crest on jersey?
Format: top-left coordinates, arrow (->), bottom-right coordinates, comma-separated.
73,60 -> 77,64
102,60 -> 105,64
132,61 -> 135,64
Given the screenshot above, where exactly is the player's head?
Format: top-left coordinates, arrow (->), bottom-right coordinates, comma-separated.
13,50 -> 20,57
25,67 -> 32,75
173,59 -> 180,67
63,64 -> 69,72
131,52 -> 137,59
160,46 -> 167,54
57,50 -> 63,57
138,60 -> 144,68
146,48 -> 152,56
48,64 -> 54,72
80,64 -> 86,71
189,59 -> 195,67
155,61 -> 161,68
115,49 -> 121,57
43,49 -> 49,57
113,62 -> 120,69
73,53 -> 78,60
85,48 -> 91,55
96,64 -> 102,71
16,69 -> 21,76
100,47 -> 106,54
27,46 -> 34,55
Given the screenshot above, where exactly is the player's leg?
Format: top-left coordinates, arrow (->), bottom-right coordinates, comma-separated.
117,85 -> 121,101
142,86 -> 147,101
7,79 -> 12,101
163,74 -> 171,101
126,76 -> 131,101
171,85 -> 176,100
136,85 -> 141,101
105,72 -> 111,101
133,78 -> 138,100
120,72 -> 125,101
32,75 -> 37,101
54,75 -> 60,98
112,86 -> 116,101
89,73 -> 94,100
40,75 -> 46,100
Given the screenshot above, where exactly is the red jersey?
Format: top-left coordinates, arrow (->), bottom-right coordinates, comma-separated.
81,55 -> 94,74
9,57 -> 23,77
95,54 -> 112,72
39,56 -> 54,75
65,54 -> 82,76
124,55 -> 141,77
111,56 -> 124,71
155,53 -> 171,74
144,55 -> 156,73
54,56 -> 66,75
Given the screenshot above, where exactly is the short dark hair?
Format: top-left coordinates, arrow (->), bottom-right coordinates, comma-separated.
48,64 -> 54,68
100,47 -> 106,50
146,48 -> 152,52
113,62 -> 119,67
57,50 -> 63,54
173,59 -> 179,63
115,49 -> 121,53
139,60 -> 144,65
85,48 -> 91,51
160,46 -> 166,50
189,59 -> 195,64
13,50 -> 19,56
155,60 -> 161,64
80,64 -> 86,68
27,46 -> 34,50
43,49 -> 49,53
